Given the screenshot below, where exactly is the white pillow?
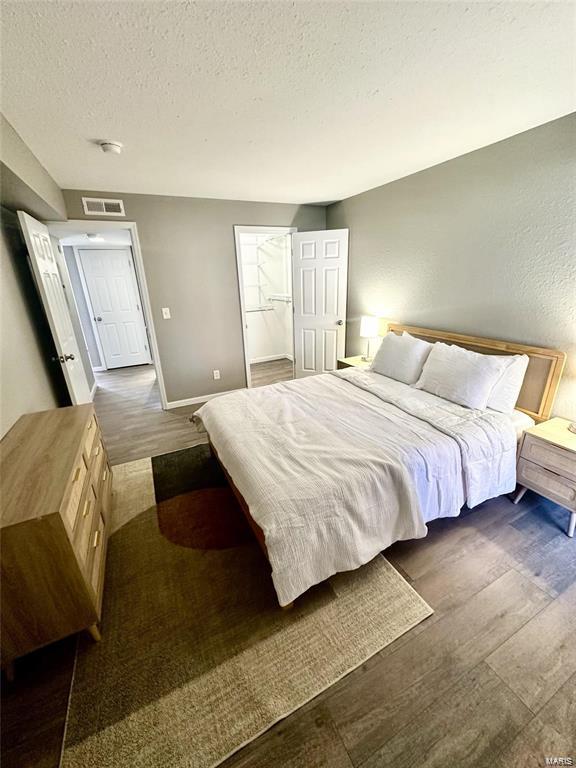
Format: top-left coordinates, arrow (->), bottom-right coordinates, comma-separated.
370,331 -> 433,385
487,354 -> 529,413
415,342 -> 509,409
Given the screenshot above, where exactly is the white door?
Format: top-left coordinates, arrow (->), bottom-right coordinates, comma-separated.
78,248 -> 152,369
292,229 -> 349,377
17,211 -> 92,404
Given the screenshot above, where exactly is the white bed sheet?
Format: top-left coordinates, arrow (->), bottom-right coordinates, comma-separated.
195,369 -> 517,606
507,409 -> 536,440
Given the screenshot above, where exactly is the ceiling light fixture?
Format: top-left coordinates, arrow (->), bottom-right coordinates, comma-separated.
99,140 -> 123,155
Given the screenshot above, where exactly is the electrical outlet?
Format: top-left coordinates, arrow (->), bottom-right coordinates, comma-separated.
213,369 -> 221,380
162,307 -> 171,319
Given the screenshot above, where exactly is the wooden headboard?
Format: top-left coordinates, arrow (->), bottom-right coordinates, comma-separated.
388,323 -> 566,422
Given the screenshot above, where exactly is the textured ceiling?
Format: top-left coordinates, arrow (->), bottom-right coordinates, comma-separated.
2,1 -> 574,204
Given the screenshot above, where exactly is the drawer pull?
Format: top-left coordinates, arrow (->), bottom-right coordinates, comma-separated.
93,530 -> 101,549
73,466 -> 81,483
87,420 -> 93,430
103,469 -> 107,481
95,445 -> 100,456
83,499 -> 92,518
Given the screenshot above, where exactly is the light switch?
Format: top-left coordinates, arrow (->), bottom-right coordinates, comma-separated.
213,370 -> 221,380
162,307 -> 171,319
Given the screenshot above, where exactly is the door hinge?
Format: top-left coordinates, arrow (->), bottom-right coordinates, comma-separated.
136,303 -> 140,311
144,344 -> 148,350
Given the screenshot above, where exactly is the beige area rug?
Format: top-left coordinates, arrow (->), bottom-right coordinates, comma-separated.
62,459 -> 433,768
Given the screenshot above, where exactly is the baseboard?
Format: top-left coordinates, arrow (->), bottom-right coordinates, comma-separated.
166,388 -> 241,409
89,381 -> 98,400
250,354 -> 294,364
92,366 -> 106,372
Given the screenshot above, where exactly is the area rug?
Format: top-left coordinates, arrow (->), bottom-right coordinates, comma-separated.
62,449 -> 433,768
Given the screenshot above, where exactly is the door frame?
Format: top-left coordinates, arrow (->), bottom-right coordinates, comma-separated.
233,225 -> 297,388
72,245 -> 152,371
47,220 -> 168,410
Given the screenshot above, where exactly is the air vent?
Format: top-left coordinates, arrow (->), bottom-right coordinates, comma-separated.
82,197 -> 126,217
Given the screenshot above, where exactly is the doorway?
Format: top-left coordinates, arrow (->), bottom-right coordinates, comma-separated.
47,219 -> 168,413
234,226 -> 296,388
234,226 -> 350,387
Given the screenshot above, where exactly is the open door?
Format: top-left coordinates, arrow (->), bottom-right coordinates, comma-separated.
292,229 -> 349,377
18,211 -> 92,404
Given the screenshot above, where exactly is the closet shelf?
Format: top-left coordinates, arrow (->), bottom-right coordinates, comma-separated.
267,294 -> 292,303
246,305 -> 274,313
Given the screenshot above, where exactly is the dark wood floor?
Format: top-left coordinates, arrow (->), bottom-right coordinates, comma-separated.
250,358 -> 294,387
2,364 -> 575,767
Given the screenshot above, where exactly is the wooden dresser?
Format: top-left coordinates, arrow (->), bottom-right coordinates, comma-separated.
0,404 -> 112,666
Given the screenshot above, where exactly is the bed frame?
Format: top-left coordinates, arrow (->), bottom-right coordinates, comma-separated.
208,325 -> 566,606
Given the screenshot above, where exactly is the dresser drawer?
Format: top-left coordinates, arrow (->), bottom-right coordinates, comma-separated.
76,486 -> 97,564
90,514 -> 107,597
517,458 -> 576,511
101,464 -> 113,525
521,434 -> 576,482
91,440 -> 105,493
61,454 -> 88,531
83,416 -> 99,462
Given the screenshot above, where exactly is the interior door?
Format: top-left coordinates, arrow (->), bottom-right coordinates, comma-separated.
17,211 -> 92,404
292,229 -> 349,378
78,248 -> 152,369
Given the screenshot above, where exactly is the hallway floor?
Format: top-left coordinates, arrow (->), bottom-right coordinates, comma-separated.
93,365 -> 205,465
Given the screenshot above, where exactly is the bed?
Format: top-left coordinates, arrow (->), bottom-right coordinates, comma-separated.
195,325 -> 566,607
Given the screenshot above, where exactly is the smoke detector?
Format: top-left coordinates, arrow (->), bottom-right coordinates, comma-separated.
99,140 -> 123,155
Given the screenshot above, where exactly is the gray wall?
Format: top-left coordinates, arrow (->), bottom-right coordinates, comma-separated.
0,209 -> 60,436
63,245 -> 102,368
327,114 -> 576,419
63,190 -> 326,402
1,114 -> 66,221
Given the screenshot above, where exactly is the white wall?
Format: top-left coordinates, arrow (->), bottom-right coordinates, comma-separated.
242,234 -> 293,364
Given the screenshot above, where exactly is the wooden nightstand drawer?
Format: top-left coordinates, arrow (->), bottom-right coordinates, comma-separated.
521,434 -> 576,482
517,458 -> 576,512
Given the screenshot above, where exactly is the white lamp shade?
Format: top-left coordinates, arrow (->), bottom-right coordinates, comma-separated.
359,315 -> 379,338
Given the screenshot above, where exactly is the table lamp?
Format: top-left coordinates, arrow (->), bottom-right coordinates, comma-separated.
360,315 -> 380,361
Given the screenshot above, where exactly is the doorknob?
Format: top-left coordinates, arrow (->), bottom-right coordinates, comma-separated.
95,316 -> 102,322
336,320 -> 344,326
64,353 -> 75,361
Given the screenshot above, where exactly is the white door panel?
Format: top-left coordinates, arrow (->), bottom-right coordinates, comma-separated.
292,229 -> 349,378
78,247 -> 151,369
17,211 -> 92,404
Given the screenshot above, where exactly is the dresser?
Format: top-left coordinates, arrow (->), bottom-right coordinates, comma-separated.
514,417 -> 576,537
0,405 -> 112,667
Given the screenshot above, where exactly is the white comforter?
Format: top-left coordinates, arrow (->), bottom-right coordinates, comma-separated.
195,369 -> 517,606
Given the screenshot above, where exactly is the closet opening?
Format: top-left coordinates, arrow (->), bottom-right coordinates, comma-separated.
234,226 -> 296,388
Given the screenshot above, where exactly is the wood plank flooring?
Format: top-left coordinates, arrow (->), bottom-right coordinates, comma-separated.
2,364 -> 575,768
92,365 -> 205,465
94,361 -> 293,464
250,358 -> 294,387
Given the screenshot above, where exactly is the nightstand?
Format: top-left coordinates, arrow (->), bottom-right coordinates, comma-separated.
336,356 -> 372,370
513,417 -> 576,537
